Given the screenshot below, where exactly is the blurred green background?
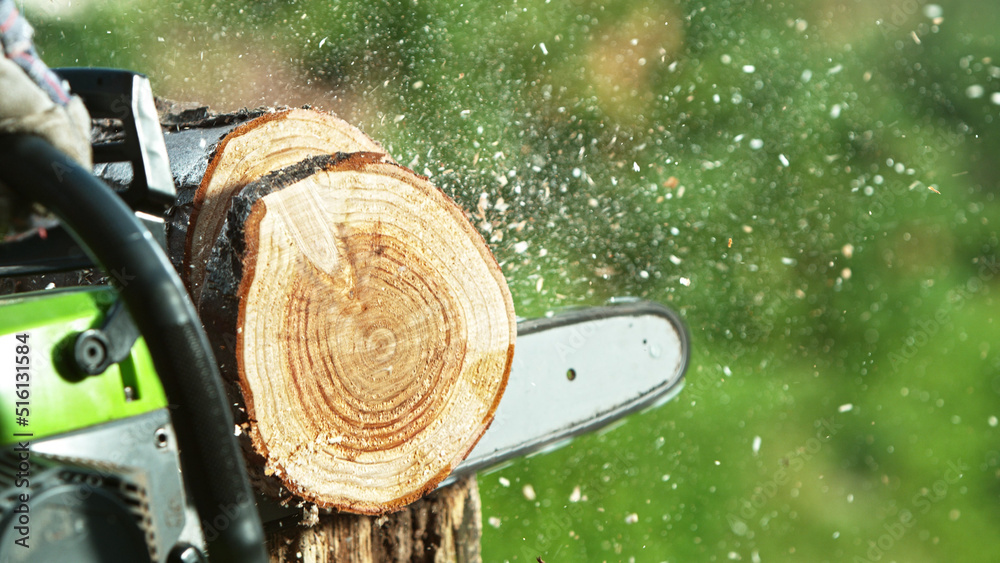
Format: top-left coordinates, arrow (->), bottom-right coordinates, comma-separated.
25,0 -> 1000,560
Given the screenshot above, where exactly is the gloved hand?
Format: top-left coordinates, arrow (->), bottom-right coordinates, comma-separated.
0,0 -> 91,167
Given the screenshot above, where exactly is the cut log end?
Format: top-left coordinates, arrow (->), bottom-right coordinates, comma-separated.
236,154 -> 515,514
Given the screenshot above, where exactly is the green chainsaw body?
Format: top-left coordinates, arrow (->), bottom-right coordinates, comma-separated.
0,287 -> 167,446
0,68 -> 268,563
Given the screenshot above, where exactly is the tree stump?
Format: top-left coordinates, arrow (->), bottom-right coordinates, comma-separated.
266,474 -> 482,563
156,107 -> 514,560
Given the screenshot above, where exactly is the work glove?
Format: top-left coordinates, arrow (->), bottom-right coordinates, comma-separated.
0,0 -> 91,167
1,0 -> 91,239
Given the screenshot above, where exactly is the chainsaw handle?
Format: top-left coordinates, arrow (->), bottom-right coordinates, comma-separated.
0,135 -> 267,563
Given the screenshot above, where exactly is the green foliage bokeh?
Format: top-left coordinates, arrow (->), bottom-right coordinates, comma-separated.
28,0 -> 1000,560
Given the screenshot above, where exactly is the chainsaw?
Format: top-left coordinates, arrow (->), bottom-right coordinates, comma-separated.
0,69 -> 689,561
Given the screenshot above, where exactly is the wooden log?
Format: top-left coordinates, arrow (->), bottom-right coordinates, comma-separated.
196,151 -> 514,514
164,107 -> 511,559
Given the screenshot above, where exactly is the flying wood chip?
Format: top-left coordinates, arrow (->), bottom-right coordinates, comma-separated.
228,153 -> 515,514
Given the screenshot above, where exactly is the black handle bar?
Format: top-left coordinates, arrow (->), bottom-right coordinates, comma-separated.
0,135 -> 267,563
